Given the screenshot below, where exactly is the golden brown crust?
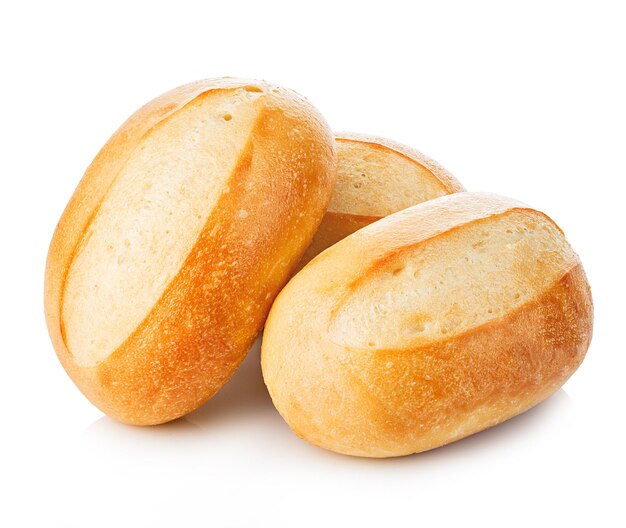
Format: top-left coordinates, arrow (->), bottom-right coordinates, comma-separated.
298,133 -> 464,267
45,78 -> 336,425
261,192 -> 593,457
334,263 -> 592,456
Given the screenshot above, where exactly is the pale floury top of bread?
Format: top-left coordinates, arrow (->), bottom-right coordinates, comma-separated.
64,86 -> 265,368
45,78 -> 337,425
262,192 -> 593,457
299,133 -> 464,265
329,133 -> 463,216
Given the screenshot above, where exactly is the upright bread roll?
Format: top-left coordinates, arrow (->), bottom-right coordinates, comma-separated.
299,133 -> 464,266
45,78 -> 336,425
262,192 -> 593,457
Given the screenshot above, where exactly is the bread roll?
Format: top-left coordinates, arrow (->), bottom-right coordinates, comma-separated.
299,133 -> 464,266
262,192 -> 593,457
45,78 -> 336,425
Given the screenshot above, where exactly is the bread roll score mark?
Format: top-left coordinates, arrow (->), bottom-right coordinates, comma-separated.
62,87 -> 264,367
328,209 -> 578,350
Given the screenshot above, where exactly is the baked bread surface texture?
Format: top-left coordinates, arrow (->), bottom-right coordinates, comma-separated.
45,78 -> 337,425
262,192 -> 593,457
299,133 -> 464,265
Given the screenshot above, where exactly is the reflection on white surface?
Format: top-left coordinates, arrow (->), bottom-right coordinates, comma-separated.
68,337 -> 585,527
24,335 -> 601,528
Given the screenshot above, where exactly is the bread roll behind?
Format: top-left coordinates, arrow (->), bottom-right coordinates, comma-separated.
299,133 -> 464,265
45,78 -> 336,425
262,192 -> 593,457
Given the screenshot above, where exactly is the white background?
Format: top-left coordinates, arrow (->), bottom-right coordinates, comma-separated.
2,1 -> 624,526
